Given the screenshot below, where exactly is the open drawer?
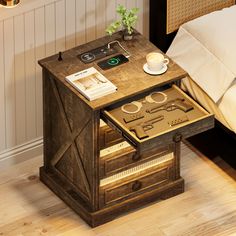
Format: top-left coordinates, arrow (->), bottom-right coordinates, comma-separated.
102,85 -> 214,153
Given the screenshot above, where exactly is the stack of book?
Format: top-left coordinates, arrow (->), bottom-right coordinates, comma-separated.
65,67 -> 117,101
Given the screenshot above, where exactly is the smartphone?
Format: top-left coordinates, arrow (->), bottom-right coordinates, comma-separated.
97,54 -> 129,70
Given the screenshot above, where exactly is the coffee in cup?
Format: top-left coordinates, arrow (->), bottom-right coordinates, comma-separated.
146,52 -> 169,71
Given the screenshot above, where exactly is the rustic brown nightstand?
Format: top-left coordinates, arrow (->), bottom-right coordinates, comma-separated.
38,31 -> 214,227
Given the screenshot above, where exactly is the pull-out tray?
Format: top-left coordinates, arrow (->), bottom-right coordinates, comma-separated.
102,85 -> 214,153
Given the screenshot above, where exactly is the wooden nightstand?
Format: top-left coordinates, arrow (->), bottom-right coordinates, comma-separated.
38,31 -> 214,227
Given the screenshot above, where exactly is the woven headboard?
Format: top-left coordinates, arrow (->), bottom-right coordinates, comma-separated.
167,0 -> 235,34
150,0 -> 235,52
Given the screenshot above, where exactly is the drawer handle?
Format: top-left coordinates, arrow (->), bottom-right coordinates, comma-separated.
132,153 -> 141,162
132,180 -> 142,191
173,133 -> 182,143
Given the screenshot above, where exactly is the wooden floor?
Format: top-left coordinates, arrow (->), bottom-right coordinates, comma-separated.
0,142 -> 236,236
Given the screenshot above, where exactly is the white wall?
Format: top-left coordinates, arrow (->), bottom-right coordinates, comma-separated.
0,0 -> 149,168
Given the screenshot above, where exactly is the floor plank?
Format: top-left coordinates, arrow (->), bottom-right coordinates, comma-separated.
0,142 -> 235,236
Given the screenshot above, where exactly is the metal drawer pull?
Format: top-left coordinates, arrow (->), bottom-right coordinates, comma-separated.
132,180 -> 142,191
132,153 -> 141,161
173,133 -> 182,143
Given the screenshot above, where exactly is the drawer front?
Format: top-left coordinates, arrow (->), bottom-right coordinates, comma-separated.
100,166 -> 171,207
100,141 -> 136,178
102,85 -> 214,152
99,152 -> 174,207
100,143 -> 172,178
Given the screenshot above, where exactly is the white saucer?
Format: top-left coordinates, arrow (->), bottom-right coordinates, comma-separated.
143,63 -> 168,75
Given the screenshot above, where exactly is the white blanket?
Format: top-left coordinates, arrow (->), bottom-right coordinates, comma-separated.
167,5 -> 236,102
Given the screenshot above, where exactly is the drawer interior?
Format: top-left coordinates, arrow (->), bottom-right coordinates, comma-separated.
99,119 -> 124,149
102,85 -> 214,149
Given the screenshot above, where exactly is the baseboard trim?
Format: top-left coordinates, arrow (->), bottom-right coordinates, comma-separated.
0,137 -> 43,170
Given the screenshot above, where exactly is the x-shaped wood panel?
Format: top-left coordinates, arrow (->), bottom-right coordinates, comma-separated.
49,77 -> 92,200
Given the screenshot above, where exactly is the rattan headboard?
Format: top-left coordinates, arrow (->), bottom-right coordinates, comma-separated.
149,0 -> 235,52
167,0 -> 235,34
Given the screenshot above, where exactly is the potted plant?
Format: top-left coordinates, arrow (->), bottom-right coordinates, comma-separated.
106,4 -> 139,40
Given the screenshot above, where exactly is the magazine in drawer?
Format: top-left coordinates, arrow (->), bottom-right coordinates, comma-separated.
102,85 -> 214,152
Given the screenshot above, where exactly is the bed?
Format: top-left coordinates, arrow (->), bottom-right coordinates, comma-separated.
149,0 -> 236,134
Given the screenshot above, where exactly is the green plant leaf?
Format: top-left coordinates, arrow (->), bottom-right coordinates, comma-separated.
106,4 -> 139,36
130,7 -> 139,15
117,4 -> 126,15
105,21 -> 121,35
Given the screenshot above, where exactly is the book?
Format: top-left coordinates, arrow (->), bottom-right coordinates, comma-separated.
65,67 -> 117,101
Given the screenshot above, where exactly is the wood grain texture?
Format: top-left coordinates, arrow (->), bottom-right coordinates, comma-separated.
40,166 -> 184,227
0,143 -> 235,235
0,0 -> 149,158
99,124 -> 124,150
102,84 -> 214,153
99,162 -> 175,208
99,144 -> 172,179
39,31 -> 188,110
39,32 -> 217,226
42,68 -> 100,210
41,62 -> 185,225
99,145 -> 137,178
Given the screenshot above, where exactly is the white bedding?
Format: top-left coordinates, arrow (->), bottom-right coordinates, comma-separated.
181,76 -> 236,133
167,5 -> 236,102
218,80 -> 236,132
167,5 -> 236,133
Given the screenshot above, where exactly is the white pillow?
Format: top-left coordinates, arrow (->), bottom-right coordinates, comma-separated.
167,5 -> 236,102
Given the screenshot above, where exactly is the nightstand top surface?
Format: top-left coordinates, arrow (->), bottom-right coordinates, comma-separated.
39,31 -> 187,110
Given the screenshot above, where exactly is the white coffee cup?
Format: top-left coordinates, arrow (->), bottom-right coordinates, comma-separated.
146,52 -> 169,71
